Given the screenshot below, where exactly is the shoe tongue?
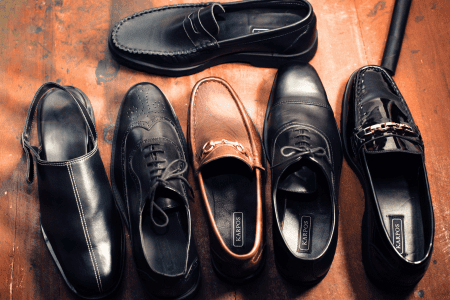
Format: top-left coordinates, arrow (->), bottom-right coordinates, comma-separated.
153,186 -> 184,211
278,165 -> 317,194
137,143 -> 188,211
194,3 -> 225,36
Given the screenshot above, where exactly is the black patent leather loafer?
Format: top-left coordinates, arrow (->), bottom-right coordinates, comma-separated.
109,0 -> 317,76
21,83 -> 125,299
263,64 -> 342,284
341,65 -> 434,290
111,83 -> 200,299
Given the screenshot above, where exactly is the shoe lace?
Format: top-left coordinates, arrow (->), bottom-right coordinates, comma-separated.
144,144 -> 193,228
271,146 -> 326,169
271,129 -> 327,169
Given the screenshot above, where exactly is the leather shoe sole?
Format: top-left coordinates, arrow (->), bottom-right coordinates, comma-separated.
108,32 -> 317,77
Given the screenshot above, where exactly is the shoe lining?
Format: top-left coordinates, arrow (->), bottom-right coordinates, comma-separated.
38,89 -> 89,161
216,8 -> 308,41
202,158 -> 257,255
142,188 -> 188,276
366,152 -> 426,262
276,160 -> 332,258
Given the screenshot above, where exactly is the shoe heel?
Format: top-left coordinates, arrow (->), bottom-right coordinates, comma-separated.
210,250 -> 266,284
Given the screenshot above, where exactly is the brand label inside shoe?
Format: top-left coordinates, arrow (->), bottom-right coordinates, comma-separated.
233,212 -> 244,247
252,28 -> 269,34
297,215 -> 312,253
390,216 -> 405,255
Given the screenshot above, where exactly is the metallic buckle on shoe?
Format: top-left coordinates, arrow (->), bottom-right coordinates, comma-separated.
362,122 -> 414,136
202,139 -> 247,157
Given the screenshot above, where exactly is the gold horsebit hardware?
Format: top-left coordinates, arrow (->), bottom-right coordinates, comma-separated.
202,139 -> 247,157
362,122 -> 414,136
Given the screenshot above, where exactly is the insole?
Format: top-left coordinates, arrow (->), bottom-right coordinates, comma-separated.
216,8 -> 307,41
367,152 -> 425,261
277,164 -> 332,258
142,203 -> 188,275
38,89 -> 88,161
202,158 -> 257,255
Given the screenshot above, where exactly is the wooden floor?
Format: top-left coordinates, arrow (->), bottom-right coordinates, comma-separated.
1,0 -> 449,299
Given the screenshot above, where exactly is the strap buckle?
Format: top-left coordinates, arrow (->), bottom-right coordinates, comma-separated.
362,122 -> 414,136
201,139 -> 247,157
21,132 -> 35,184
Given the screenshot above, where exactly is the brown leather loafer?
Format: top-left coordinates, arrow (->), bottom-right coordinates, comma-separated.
188,77 -> 266,283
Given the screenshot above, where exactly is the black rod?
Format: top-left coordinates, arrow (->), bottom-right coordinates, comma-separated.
381,0 -> 412,75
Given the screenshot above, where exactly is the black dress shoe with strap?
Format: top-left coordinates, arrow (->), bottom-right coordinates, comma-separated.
341,65 -> 434,290
111,83 -> 200,300
263,64 -> 342,284
21,83 -> 125,299
109,0 -> 317,76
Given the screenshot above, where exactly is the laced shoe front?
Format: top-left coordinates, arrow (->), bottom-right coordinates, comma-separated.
111,83 -> 200,300
263,63 -> 342,284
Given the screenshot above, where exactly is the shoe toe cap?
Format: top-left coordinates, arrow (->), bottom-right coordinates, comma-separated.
54,213 -> 125,298
273,63 -> 329,107
63,244 -> 123,298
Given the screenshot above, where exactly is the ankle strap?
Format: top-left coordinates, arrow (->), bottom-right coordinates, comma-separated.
21,82 -> 97,184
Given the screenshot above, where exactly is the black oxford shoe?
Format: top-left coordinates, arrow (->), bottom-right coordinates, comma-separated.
111,83 -> 201,299
341,65 -> 434,290
263,64 -> 342,284
21,83 -> 125,299
109,0 -> 317,76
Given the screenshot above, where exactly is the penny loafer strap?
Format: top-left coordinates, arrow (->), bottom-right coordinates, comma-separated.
21,82 -> 97,183
183,4 -> 224,49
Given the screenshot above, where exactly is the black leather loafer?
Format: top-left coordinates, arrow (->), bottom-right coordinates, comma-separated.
111,83 -> 200,299
263,64 -> 342,284
109,0 -> 317,76
21,83 -> 125,299
341,65 -> 434,290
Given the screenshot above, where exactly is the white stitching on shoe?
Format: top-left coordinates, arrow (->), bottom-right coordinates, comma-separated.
188,12 -> 199,34
197,8 -> 218,47
210,4 -> 225,35
35,146 -> 99,166
183,18 -> 197,47
67,164 -> 103,293
111,4 -> 206,55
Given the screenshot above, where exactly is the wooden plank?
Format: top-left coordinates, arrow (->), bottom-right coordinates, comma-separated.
0,1 -> 46,299
0,0 -> 449,299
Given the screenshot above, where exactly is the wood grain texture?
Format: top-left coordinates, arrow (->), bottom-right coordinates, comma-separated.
0,0 -> 449,299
